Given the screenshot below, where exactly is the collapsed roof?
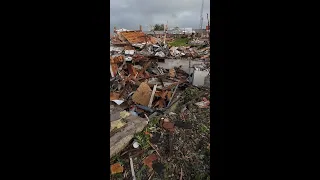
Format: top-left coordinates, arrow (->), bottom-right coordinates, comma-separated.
111,30 -> 157,45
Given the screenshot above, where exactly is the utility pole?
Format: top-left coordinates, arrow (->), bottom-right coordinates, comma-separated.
199,0 -> 204,29
163,21 -> 168,45
207,13 -> 210,44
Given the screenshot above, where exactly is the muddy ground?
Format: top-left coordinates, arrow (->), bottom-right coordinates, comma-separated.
110,87 -> 210,180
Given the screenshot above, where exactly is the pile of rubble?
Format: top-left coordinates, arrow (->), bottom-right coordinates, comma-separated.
110,28 -> 211,179
110,29 -> 210,60
168,46 -> 210,59
189,38 -> 209,46
110,29 -> 210,158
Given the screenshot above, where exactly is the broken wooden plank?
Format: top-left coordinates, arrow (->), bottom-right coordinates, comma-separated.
110,115 -> 148,157
127,64 -> 138,76
111,64 -> 118,77
129,156 -> 137,180
148,84 -> 157,108
162,79 -> 187,90
137,61 -> 152,78
110,55 -> 125,64
110,64 -> 115,78
167,85 -> 178,107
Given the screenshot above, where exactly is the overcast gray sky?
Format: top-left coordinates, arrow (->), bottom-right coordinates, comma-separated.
110,0 -> 210,33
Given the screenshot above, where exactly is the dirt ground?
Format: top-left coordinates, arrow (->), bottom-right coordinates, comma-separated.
110,86 -> 210,180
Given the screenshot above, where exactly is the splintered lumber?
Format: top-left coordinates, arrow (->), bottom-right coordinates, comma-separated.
148,84 -> 157,108
110,115 -> 148,158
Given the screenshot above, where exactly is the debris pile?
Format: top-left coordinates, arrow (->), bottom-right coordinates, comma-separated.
110,29 -> 210,60
110,87 -> 211,180
110,27 -> 211,180
189,38 -> 208,46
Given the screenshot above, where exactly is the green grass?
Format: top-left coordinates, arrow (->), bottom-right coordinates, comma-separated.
195,173 -> 210,180
168,38 -> 188,47
148,117 -> 159,128
136,165 -> 147,180
133,116 -> 160,149
134,132 -> 151,150
200,124 -> 209,133
183,87 -> 200,103
111,154 -> 125,166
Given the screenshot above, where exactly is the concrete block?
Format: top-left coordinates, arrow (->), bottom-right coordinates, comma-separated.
192,70 -> 209,86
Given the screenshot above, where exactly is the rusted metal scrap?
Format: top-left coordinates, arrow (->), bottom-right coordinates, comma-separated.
110,64 -> 118,77
110,55 -> 125,64
127,64 -> 138,76
160,118 -> 175,132
137,61 -> 152,78
120,31 -> 157,45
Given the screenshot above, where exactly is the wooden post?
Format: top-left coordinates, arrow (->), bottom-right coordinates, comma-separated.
110,64 -> 115,78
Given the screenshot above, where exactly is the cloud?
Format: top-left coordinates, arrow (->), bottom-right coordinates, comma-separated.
110,0 -> 210,33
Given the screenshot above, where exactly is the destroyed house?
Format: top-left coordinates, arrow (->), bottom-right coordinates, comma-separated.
143,31 -> 165,38
194,29 -> 207,34
193,29 -> 207,37
179,28 -> 193,34
111,29 -> 157,46
144,29 -> 185,38
110,25 -> 159,46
